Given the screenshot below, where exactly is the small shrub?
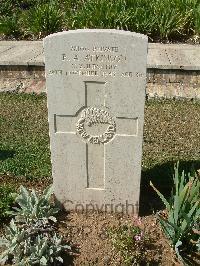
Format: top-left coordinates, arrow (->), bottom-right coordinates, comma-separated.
0,0 -> 14,17
62,0 -> 84,12
66,0 -> 132,30
0,14 -> 22,38
0,186 -> 71,265
16,0 -> 41,10
108,219 -> 149,265
10,185 -> 59,223
127,1 -> 157,37
194,3 -> 200,35
153,0 -> 191,40
150,162 -> 200,263
23,0 -> 64,38
66,0 -> 198,41
0,184 -> 16,223
0,0 -> 199,41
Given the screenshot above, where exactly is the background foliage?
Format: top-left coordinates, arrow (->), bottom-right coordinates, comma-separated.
0,0 -> 199,42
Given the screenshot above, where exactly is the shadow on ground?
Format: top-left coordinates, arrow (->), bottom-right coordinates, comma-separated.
139,160 -> 200,216
0,150 -> 15,161
63,253 -> 75,266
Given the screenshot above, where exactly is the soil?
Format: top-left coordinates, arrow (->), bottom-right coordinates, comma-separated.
0,174 -> 52,193
0,176 -> 199,265
58,211 -> 181,266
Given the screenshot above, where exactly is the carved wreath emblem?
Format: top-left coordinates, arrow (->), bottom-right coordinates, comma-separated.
76,107 -> 116,144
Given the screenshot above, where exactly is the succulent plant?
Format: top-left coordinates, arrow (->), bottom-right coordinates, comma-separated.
0,186 -> 71,265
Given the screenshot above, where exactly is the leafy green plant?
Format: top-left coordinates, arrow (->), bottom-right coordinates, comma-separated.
67,0 -> 132,30
0,0 -> 14,17
0,219 -> 70,265
0,14 -> 22,38
62,0 -> 85,12
0,0 -> 199,41
126,1 -> 156,37
153,0 -> 191,40
0,0 -> 200,41
0,186 -> 71,265
0,184 -> 16,223
194,3 -> 200,36
10,186 -> 59,223
16,0 -> 42,9
23,0 -> 63,38
150,162 -> 200,264
109,220 -> 149,265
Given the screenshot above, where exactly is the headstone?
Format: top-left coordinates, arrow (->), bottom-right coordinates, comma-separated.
44,29 -> 148,214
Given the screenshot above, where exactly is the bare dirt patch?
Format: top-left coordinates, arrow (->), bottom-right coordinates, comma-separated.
58,211 -> 181,266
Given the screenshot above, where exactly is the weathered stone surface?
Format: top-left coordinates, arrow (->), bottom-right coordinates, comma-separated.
44,29 -> 147,214
146,69 -> 200,99
0,66 -> 45,93
0,41 -> 43,66
1,40 -> 200,98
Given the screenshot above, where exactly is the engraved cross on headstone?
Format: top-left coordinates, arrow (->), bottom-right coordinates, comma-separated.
55,81 -> 138,190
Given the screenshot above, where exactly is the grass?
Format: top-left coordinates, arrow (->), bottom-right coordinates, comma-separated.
0,184 -> 16,223
143,100 -> 200,170
0,93 -> 200,180
0,0 -> 199,42
0,93 -> 50,179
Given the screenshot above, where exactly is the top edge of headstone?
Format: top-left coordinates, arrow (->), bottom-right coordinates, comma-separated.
44,29 -> 148,41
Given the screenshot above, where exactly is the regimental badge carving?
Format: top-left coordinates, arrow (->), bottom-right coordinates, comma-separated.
76,107 -> 116,144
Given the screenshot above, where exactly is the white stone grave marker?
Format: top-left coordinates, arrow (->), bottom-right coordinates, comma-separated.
44,29 -> 148,214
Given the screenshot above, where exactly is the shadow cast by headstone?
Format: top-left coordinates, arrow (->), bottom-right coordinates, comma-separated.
139,160 -> 200,216
0,150 -> 15,161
